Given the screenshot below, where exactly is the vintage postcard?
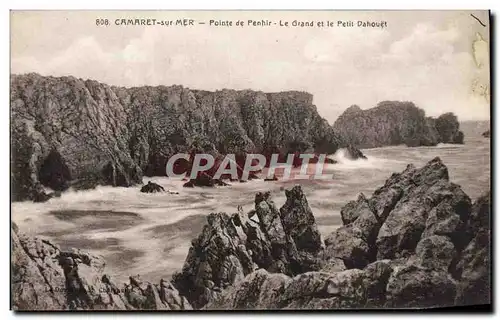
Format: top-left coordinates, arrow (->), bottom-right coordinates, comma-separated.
10,10 -> 491,311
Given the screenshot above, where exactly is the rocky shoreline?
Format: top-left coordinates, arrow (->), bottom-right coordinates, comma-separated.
11,73 -> 343,202
333,102 -> 464,148
11,158 -> 491,310
11,74 -> 464,203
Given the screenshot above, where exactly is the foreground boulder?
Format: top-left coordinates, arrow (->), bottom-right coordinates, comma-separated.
171,185 -> 323,308
140,181 -> 165,193
453,192 -> 491,306
11,226 -> 191,311
182,174 -> 229,188
204,158 -> 490,309
264,175 -> 278,181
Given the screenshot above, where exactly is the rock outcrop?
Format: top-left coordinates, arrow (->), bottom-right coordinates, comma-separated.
453,192 -> 491,306
344,145 -> 367,160
435,113 -> 464,144
171,186 -> 323,308
140,181 -> 165,193
11,224 -> 192,311
482,130 -> 490,138
204,158 -> 490,310
11,73 -> 342,201
333,102 -> 464,148
12,158 -> 490,310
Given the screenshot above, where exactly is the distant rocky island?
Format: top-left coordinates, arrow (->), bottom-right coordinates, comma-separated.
11,74 -> 466,203
12,158 -> 490,310
333,102 -> 464,148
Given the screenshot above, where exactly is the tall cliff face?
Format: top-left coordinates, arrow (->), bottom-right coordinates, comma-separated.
11,74 -> 342,201
333,101 -> 464,149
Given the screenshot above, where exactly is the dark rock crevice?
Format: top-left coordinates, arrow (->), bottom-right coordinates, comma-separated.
38,149 -> 72,192
11,157 -> 490,310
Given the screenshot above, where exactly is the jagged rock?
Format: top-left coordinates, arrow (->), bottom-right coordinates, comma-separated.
118,275 -> 192,310
12,230 -> 67,310
340,193 -> 370,225
325,225 -> 371,269
206,262 -> 390,309
204,269 -> 291,310
182,172 -> 230,188
385,264 -> 457,308
435,113 -> 464,144
320,258 -> 347,274
415,235 -> 456,271
12,74 -> 343,201
344,145 -> 367,160
11,75 -> 143,202
454,192 -> 491,306
324,158 -> 337,164
326,161 -> 422,268
464,191 -> 491,240
206,160 -> 489,310
333,101 -> 463,148
264,175 -> 278,181
172,186 -> 323,308
171,211 -> 255,308
140,181 -> 165,193
12,156 -> 491,310
280,186 -> 323,273
454,230 -> 490,306
33,190 -> 54,203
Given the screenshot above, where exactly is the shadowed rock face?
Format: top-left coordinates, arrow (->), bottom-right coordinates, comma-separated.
205,158 -> 490,310
11,73 -> 342,201
140,181 -> 165,193
435,113 -> 464,144
171,185 -> 324,309
333,102 -> 464,148
11,159 -> 490,310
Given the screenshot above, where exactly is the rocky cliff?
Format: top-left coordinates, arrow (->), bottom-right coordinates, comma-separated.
333,102 -> 464,148
11,73 -> 342,201
12,158 -> 490,310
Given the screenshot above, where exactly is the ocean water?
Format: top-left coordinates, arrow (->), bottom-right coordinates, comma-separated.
11,122 -> 490,284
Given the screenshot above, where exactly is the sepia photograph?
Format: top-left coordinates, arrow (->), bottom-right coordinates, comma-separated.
9,10 -> 491,311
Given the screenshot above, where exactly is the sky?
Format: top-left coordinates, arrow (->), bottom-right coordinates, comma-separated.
10,10 -> 491,122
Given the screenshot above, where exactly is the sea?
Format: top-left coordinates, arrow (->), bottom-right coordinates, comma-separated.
11,121 -> 490,284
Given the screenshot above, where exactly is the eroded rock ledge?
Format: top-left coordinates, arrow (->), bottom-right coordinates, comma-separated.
12,158 -> 490,310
